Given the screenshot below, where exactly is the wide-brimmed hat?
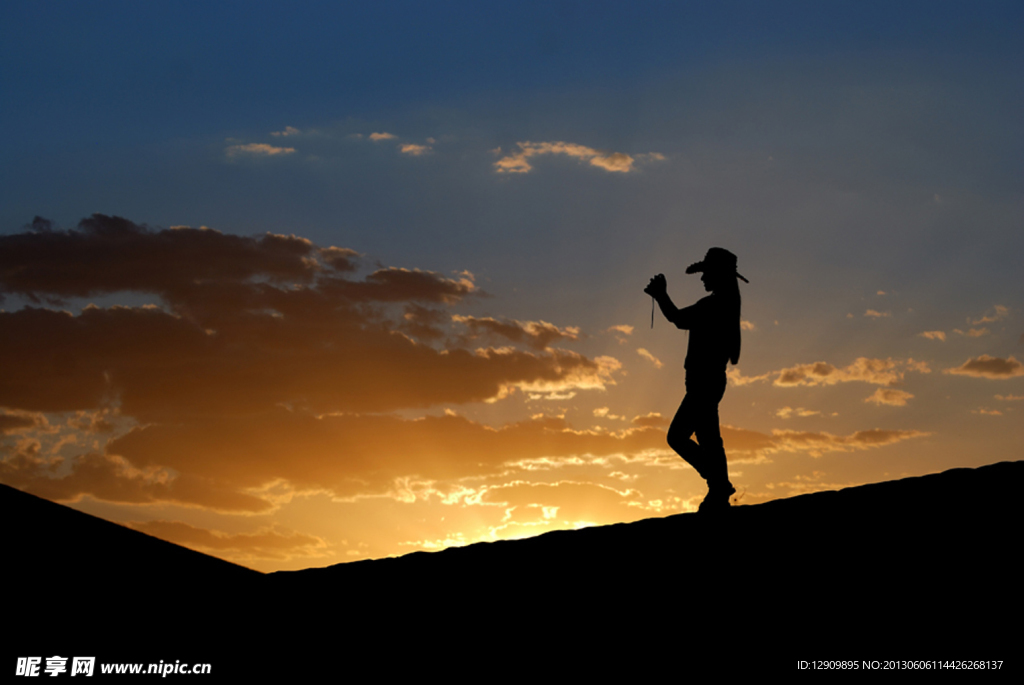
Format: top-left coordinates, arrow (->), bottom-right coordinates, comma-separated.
684,246 -> 749,282
685,247 -> 748,283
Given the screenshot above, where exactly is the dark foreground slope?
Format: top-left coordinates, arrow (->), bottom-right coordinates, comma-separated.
6,461 -> 1021,675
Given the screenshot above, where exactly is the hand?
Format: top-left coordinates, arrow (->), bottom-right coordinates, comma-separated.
644,273 -> 667,297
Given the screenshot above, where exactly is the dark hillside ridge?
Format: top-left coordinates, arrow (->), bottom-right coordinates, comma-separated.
6,460 -> 1020,674
3,483 -> 261,590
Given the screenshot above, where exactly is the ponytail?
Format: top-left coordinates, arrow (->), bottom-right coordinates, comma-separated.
727,280 -> 742,365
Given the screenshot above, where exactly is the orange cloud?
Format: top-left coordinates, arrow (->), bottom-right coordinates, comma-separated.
727,368 -> 772,386
608,324 -> 634,345
494,141 -> 656,174
225,142 -> 295,157
100,412 -> 666,500
864,388 -> 914,406
478,481 -> 640,525
919,331 -> 946,341
764,428 -> 928,458
773,357 -> 927,387
452,315 -> 580,350
400,144 -> 431,156
631,412 -> 668,428
953,328 -> 989,337
775,407 -> 821,419
5,409 -> 672,512
944,355 -> 1024,379
715,424 -> 928,459
972,305 -> 1009,325
503,352 -> 622,400
637,348 -> 663,369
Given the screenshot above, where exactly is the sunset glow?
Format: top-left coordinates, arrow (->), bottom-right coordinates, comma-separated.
2,2 -> 1021,573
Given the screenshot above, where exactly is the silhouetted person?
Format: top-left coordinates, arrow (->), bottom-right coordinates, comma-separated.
645,248 -> 748,512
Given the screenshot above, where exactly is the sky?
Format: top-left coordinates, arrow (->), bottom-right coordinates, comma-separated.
2,1 -> 1022,572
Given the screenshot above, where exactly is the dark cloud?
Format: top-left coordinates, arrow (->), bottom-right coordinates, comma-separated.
397,304 -> 448,341
0,299 -> 609,420
0,304 -> 216,414
0,216 -> 636,512
0,413 -> 40,434
0,214 -> 320,302
0,216 -> 606,421
68,410 -> 115,434
318,247 -> 360,272
320,268 -> 477,304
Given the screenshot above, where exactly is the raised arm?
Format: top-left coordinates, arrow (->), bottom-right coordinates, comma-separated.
644,274 -> 699,329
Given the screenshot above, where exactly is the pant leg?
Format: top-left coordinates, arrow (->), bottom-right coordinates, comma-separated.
666,373 -> 728,485
667,392 -> 708,479
692,388 -> 729,487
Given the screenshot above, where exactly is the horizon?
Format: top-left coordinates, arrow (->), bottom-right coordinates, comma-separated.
2,1 -> 1022,574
